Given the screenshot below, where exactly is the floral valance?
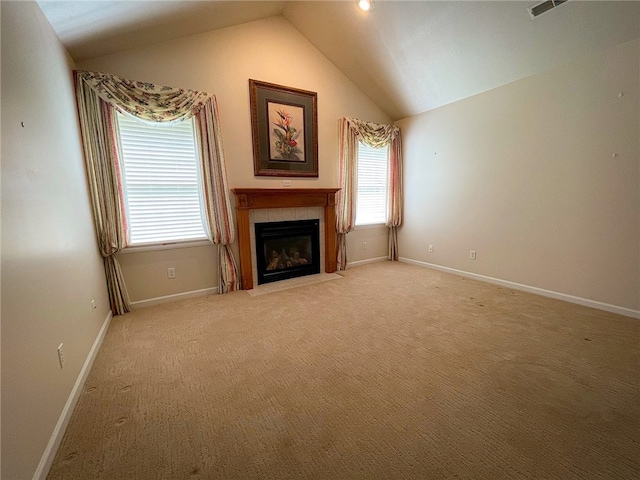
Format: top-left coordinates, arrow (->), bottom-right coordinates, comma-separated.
76,70 -> 210,123
345,117 -> 400,149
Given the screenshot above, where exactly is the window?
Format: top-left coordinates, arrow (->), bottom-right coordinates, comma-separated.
117,112 -> 207,246
356,142 -> 388,225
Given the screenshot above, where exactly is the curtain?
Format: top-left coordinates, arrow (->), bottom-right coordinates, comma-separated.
194,99 -> 240,293
336,117 -> 403,269
75,70 -> 240,311
336,118 -> 359,270
386,132 -> 403,260
74,72 -> 131,314
77,70 -> 210,122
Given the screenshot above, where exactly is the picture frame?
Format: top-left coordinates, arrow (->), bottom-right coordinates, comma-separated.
249,79 -> 318,177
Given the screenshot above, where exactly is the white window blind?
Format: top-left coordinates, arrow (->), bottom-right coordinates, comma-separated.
356,142 -> 389,226
117,112 -> 207,245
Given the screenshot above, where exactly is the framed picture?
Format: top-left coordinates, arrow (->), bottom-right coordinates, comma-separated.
249,79 -> 318,177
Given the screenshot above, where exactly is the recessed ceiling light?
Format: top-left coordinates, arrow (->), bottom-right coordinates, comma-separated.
357,0 -> 375,12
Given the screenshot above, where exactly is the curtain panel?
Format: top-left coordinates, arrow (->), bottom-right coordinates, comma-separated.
74,71 -> 240,313
194,99 -> 240,293
336,117 -> 403,270
74,72 -> 131,314
336,118 -> 359,270
386,134 -> 403,260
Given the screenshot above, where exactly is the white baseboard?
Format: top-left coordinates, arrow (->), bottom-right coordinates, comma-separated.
129,286 -> 218,309
399,257 -> 640,320
34,310 -> 113,480
348,256 -> 388,268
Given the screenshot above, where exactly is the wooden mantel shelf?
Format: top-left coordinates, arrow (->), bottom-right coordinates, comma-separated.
232,188 -> 340,290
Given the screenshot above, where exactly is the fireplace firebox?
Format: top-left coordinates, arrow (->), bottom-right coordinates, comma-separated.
255,219 -> 320,285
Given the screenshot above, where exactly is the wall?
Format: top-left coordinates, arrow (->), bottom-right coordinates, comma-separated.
347,225 -> 390,265
78,16 -> 391,303
397,39 -> 640,314
1,2 -> 112,479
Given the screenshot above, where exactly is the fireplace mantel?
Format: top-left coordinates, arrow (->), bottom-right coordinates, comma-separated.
232,188 -> 340,290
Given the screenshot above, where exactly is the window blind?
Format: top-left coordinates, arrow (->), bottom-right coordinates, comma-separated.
117,113 -> 207,245
356,142 -> 388,226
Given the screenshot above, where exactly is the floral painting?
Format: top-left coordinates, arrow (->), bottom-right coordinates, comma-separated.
249,79 -> 318,177
268,103 -> 305,162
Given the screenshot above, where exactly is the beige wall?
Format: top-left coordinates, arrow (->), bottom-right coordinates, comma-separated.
78,16 -> 390,302
1,2 -> 111,478
346,226 -> 390,265
397,39 -> 640,313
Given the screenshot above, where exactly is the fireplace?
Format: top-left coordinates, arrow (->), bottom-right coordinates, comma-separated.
232,188 -> 339,290
255,219 -> 320,285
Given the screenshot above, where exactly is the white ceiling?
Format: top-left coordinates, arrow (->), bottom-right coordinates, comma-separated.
37,0 -> 640,120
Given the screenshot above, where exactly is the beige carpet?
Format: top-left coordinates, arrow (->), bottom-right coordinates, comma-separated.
48,262 -> 639,479
247,273 -> 342,297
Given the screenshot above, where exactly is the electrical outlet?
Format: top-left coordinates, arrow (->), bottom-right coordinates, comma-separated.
57,343 -> 65,368
428,244 -> 434,253
91,299 -> 97,310
362,242 -> 367,250
167,267 -> 176,279
470,250 -> 477,260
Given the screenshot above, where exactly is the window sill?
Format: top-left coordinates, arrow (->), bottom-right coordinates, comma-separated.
119,239 -> 212,254
354,223 -> 387,230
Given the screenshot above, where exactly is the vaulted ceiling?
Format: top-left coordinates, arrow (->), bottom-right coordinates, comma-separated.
37,0 -> 640,120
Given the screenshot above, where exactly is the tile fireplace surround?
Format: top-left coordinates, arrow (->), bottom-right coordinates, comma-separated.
232,188 -> 340,290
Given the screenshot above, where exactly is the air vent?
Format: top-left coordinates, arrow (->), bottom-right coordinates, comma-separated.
528,0 -> 569,19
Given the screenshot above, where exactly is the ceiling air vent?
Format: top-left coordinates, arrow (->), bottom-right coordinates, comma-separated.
528,0 -> 569,19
